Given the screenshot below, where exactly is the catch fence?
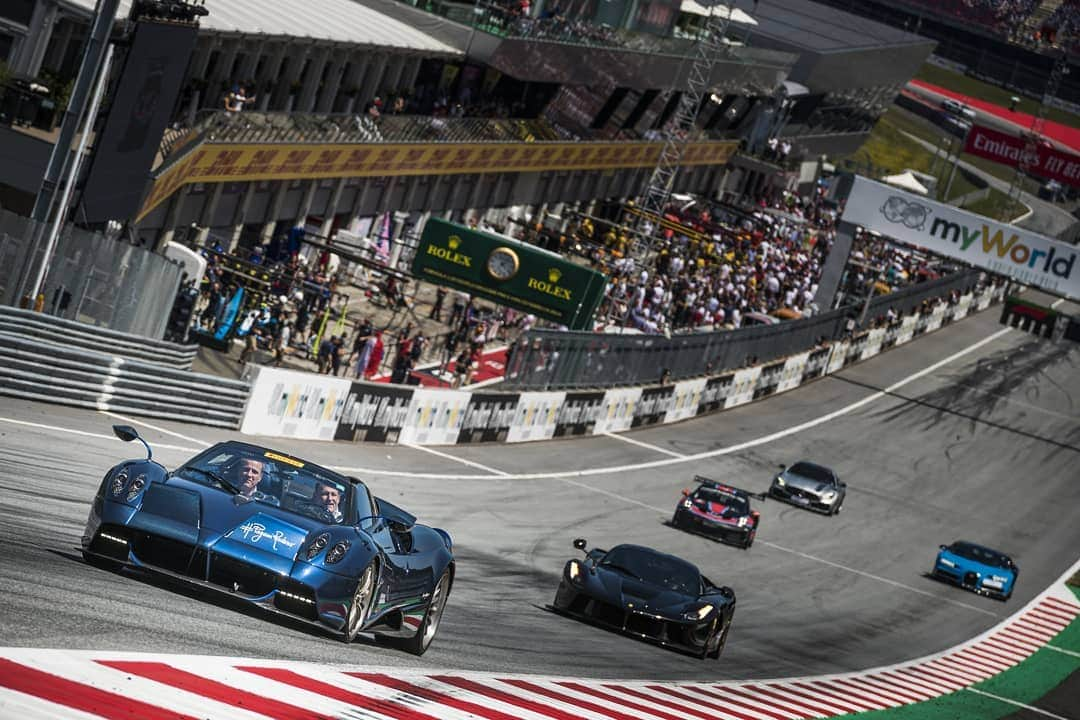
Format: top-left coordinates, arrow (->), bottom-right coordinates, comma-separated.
0,209 -> 183,339
504,270 -> 983,390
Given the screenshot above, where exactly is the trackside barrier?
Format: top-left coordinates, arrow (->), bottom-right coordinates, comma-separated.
239,282 -> 1007,444
0,306 -> 198,370
505,271 -> 984,390
0,332 -> 248,428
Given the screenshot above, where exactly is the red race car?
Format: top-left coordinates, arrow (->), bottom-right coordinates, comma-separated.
672,477 -> 764,549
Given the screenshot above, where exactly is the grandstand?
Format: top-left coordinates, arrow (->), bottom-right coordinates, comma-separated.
2,0 -> 930,249
812,0 -> 1080,105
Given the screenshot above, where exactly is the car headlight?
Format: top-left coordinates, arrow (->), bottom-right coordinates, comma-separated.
110,468 -> 129,497
821,490 -> 837,502
568,560 -> 583,583
125,474 -> 146,502
306,533 -> 330,560
682,499 -> 693,509
940,557 -> 957,568
684,604 -> 714,621
325,540 -> 350,564
774,475 -> 785,487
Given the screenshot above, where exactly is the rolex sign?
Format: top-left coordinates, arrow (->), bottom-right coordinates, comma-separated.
413,219 -> 606,330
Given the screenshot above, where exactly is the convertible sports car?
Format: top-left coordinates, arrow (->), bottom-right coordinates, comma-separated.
768,460 -> 846,515
81,426 -> 455,654
671,477 -> 762,549
932,540 -> 1018,601
552,539 -> 736,659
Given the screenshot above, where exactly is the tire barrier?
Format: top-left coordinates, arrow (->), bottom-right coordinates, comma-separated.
0,331 -> 247,428
241,283 -> 1007,445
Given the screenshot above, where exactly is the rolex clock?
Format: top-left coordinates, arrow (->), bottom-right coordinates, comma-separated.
486,246 -> 520,281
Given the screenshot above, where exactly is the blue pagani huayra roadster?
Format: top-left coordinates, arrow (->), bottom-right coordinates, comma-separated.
82,425 -> 454,654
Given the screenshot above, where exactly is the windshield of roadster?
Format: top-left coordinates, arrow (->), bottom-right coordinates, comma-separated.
176,444 -> 368,525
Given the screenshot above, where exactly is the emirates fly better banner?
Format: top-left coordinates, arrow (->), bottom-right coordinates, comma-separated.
963,124 -> 1080,189
842,176 -> 1078,300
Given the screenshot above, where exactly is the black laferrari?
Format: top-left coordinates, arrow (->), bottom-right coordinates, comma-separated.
551,539 -> 736,659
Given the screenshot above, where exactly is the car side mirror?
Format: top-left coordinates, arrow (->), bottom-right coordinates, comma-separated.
939,544 -> 947,551
113,425 -> 139,442
112,424 -> 151,460
681,488 -> 690,497
573,538 -> 587,551
778,463 -> 787,470
387,518 -> 413,534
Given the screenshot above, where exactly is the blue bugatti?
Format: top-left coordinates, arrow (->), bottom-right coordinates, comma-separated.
81,425 -> 455,654
931,540 -> 1017,601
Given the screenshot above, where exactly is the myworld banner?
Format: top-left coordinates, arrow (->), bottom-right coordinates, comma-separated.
842,176 -> 1078,300
963,124 -> 1080,189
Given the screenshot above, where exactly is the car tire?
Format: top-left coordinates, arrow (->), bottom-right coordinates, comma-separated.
342,561 -> 378,643
400,568 -> 451,656
831,501 -> 842,516
743,531 -> 755,550
708,621 -> 731,660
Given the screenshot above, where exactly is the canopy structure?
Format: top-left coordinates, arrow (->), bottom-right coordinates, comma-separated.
679,0 -> 759,25
882,171 -> 929,196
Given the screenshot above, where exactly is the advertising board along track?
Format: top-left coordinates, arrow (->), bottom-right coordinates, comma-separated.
239,282 -> 1007,458
842,176 -> 1078,301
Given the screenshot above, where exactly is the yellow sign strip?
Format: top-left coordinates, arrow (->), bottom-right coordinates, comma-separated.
137,139 -> 738,221
264,450 -> 304,467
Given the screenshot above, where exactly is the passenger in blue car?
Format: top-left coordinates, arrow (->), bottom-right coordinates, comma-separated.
312,481 -> 343,523
235,458 -> 279,506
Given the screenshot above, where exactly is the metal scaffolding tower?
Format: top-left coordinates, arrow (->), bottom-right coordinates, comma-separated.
625,4 -> 735,265
605,3 -> 736,325
1002,40 -> 1070,222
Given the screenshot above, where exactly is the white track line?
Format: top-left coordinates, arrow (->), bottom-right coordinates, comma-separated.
401,442 -> 509,476
601,431 -> 685,458
965,688 -> 1071,719
334,326 -> 1015,480
760,541 -> 999,617
0,417 -> 200,453
1045,644 -> 1080,658
99,411 -> 211,447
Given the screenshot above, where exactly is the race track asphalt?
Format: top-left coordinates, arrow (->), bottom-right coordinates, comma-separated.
0,294 -> 1077,682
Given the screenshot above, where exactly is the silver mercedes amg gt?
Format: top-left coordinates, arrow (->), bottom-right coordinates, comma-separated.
768,461 -> 846,515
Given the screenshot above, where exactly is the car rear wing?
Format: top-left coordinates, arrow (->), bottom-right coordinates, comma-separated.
693,476 -> 767,501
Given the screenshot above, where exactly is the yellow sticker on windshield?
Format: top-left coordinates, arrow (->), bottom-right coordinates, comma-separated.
264,451 -> 304,468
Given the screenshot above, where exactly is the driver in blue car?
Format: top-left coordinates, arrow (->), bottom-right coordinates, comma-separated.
235,458 -> 279,505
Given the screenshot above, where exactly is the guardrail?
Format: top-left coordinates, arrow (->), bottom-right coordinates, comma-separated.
504,271 -> 984,391
0,306 -> 198,370
0,332 -> 248,428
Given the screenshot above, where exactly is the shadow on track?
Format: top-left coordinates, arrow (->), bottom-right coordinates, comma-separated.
839,341 -> 1080,456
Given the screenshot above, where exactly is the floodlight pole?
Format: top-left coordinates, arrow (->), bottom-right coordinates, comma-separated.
28,44 -> 116,306
17,0 -> 120,306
